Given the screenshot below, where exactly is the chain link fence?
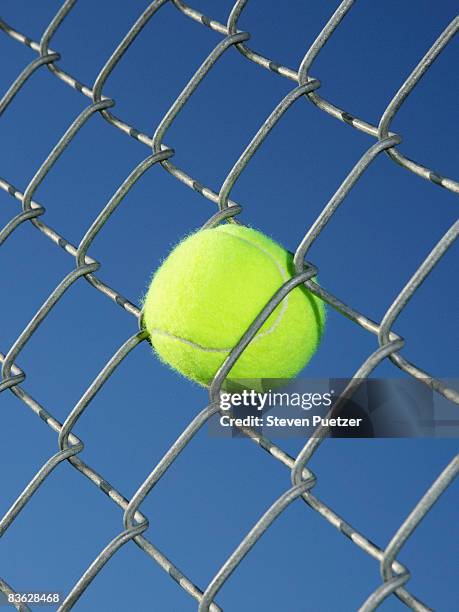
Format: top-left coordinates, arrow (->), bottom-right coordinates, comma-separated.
0,0 -> 458,610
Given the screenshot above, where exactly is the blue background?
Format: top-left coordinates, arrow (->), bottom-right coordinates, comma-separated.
0,1 -> 458,610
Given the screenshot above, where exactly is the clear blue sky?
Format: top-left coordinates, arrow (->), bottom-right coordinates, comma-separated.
0,1 -> 458,611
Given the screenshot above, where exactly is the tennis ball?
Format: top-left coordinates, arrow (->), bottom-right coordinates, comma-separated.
143,225 -> 325,386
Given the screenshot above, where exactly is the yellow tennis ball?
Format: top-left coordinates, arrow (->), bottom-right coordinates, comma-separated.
143,225 -> 325,386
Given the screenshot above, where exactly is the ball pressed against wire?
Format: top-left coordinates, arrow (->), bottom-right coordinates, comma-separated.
143,225 -> 325,386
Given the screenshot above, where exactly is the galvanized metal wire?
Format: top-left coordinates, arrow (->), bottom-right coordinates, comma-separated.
0,1 -> 458,610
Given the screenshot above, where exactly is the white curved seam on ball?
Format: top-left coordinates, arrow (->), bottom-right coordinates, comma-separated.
150,328 -> 232,352
150,229 -> 292,353
216,228 -> 289,341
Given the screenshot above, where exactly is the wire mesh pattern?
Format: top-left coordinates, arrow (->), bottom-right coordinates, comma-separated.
0,0 -> 458,609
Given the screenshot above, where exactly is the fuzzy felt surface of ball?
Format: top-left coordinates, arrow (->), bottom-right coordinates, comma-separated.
143,225 -> 325,386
